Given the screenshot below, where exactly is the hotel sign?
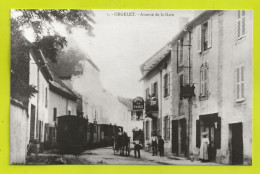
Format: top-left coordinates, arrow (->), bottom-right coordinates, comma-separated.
133,97 -> 144,110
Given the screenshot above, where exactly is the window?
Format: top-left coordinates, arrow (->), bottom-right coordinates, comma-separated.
164,73 -> 170,97
164,116 -> 170,141
179,100 -> 185,116
200,65 -> 208,96
178,39 -> 184,65
53,108 -> 57,121
45,87 -> 48,108
237,10 -> 246,38
235,66 -> 245,101
179,74 -> 184,87
151,82 -> 158,98
196,18 -> 212,52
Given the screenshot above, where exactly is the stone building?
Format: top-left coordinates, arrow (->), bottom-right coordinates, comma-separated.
172,10 -> 252,164
140,10 -> 252,165
189,10 -> 252,165
140,43 -> 173,155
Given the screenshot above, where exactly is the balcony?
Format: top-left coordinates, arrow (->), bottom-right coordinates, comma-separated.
145,96 -> 158,118
180,84 -> 196,99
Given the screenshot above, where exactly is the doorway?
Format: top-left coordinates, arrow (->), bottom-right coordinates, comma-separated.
180,118 -> 187,155
203,119 -> 216,161
230,123 -> 243,165
172,120 -> 178,154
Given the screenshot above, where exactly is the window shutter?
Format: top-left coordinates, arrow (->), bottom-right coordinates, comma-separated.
196,120 -> 201,148
208,18 -> 212,48
214,117 -> 221,149
241,66 -> 245,98
196,25 -> 202,52
172,120 -> 179,153
242,11 -> 246,36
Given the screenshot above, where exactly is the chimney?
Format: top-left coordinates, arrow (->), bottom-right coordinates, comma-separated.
179,17 -> 189,30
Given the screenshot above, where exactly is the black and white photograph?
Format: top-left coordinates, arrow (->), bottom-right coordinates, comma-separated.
10,10 -> 252,165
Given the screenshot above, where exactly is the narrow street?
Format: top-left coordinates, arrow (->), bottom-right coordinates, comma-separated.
29,147 -> 219,165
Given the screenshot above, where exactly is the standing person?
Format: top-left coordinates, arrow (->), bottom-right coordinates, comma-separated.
151,132 -> 158,156
133,139 -> 142,158
199,132 -> 210,162
158,135 -> 164,157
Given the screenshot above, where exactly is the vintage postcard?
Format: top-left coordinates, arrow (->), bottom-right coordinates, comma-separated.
10,9 -> 252,165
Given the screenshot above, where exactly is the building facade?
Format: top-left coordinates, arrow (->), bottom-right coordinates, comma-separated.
140,10 -> 252,165
189,10 -> 252,165
140,43 -> 173,155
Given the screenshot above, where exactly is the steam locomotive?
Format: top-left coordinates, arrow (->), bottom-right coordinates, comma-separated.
57,115 -> 123,153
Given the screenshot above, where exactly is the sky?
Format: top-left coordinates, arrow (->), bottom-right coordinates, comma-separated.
24,10 -> 195,98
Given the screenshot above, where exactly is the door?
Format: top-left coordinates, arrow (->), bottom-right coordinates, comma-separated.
231,123 -> 243,164
180,119 -> 187,155
172,120 -> 179,154
203,119 -> 216,161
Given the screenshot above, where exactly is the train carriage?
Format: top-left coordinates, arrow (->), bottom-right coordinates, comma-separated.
57,115 -> 124,153
57,115 -> 88,153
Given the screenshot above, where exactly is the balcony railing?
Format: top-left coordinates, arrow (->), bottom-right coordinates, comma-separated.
180,84 -> 196,99
145,96 -> 158,114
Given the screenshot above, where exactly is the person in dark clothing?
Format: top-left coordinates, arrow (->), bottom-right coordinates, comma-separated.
133,140 -> 142,158
151,132 -> 158,156
158,136 -> 164,157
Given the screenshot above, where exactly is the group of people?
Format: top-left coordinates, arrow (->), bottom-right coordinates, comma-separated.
151,132 -> 165,157
114,131 -> 209,162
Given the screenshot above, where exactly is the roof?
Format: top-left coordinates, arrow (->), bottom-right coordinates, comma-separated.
171,10 -> 219,44
117,97 -> 133,110
139,43 -> 172,81
30,46 -> 54,82
49,74 -> 80,100
30,45 -> 79,100
139,10 -> 219,81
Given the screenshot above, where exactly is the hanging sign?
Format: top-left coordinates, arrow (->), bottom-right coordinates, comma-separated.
133,97 -> 144,110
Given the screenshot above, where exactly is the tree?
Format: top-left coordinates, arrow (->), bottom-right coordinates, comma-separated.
11,10 -> 95,102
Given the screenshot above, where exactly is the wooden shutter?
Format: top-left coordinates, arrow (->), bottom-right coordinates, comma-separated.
172,120 -> 179,153
208,18 -> 212,48
214,117 -> 221,149
196,120 -> 201,148
241,66 -> 245,98
196,25 -> 202,53
241,11 -> 246,36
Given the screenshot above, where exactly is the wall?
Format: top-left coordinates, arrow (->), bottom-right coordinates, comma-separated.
48,90 -> 77,127
191,12 -> 221,157
10,102 -> 29,164
28,53 -> 49,143
142,54 -> 173,155
190,11 -> 252,165
219,10 -> 252,165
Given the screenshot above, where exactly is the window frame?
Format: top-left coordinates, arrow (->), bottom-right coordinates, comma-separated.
200,64 -> 209,97
196,18 -> 212,53
236,10 -> 246,39
235,65 -> 245,102
163,73 -> 170,97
